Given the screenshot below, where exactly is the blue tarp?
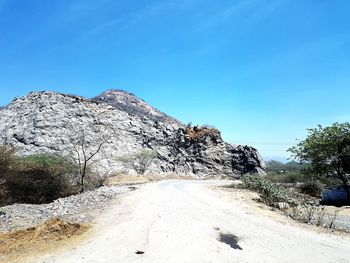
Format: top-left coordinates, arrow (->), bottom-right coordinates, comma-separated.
321,186 -> 349,206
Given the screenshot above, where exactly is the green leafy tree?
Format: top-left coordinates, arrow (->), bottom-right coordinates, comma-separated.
288,122 -> 350,199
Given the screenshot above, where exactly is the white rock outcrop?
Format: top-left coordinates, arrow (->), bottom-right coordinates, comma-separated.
0,90 -> 265,178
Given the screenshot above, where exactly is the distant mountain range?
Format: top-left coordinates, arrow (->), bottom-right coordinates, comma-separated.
263,156 -> 289,163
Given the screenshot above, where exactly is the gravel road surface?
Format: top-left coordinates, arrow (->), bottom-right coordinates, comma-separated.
31,180 -> 350,263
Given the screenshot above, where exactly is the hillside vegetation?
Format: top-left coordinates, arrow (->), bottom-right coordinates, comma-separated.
0,145 -> 103,206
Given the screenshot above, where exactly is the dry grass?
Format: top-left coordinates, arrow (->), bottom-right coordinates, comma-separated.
186,127 -> 220,140
221,186 -> 350,234
105,174 -> 153,186
0,218 -> 89,263
104,173 -> 197,186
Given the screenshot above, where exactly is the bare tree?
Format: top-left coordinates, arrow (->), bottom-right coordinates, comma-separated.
118,149 -> 157,175
68,124 -> 115,192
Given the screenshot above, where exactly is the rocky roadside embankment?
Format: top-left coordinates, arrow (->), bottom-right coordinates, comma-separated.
0,185 -> 131,232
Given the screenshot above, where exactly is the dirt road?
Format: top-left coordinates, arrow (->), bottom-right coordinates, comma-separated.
31,180 -> 350,263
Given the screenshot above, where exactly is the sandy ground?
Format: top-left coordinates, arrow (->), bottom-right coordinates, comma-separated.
0,219 -> 90,263
27,180 -> 350,263
104,173 -> 196,186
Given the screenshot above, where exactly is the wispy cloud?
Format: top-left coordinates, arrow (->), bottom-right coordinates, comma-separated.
148,2 -> 185,15
66,0 -> 114,20
245,0 -> 287,25
70,1 -> 186,39
196,0 -> 288,30
81,17 -> 124,37
5,0 -> 120,59
22,1 -> 173,58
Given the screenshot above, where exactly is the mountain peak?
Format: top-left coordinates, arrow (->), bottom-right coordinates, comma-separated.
92,90 -> 180,124
0,89 -> 265,178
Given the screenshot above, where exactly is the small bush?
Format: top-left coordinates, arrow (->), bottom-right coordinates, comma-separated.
315,207 -> 326,226
118,149 -> 157,175
327,210 -> 340,229
83,173 -> 106,191
286,204 -> 341,229
186,126 -> 220,140
3,154 -> 80,205
300,180 -> 323,197
0,145 -> 16,175
0,145 -> 17,205
241,175 -> 297,206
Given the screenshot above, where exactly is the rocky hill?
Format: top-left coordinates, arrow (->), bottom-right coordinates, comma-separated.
93,89 -> 180,124
0,91 -> 265,178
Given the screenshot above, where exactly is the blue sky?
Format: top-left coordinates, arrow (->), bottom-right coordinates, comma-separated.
0,0 -> 349,160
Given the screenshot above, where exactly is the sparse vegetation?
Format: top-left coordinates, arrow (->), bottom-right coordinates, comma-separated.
2,153 -> 79,205
239,175 -> 297,206
288,122 -> 350,202
186,125 -> 220,140
327,210 -> 340,229
266,160 -> 309,174
68,124 -> 115,192
266,171 -> 306,184
0,144 -> 108,206
0,145 -> 18,205
287,204 -> 340,229
118,149 -> 157,175
300,180 -> 323,197
235,175 -> 343,230
0,144 -> 16,175
265,157 -> 344,204
265,160 -> 310,184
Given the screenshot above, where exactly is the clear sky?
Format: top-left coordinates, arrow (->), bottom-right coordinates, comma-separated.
0,0 -> 349,160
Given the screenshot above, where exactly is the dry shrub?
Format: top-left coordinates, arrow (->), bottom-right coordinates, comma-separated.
186,126 -> 220,140
266,172 -> 306,184
0,144 -> 107,206
241,174 -> 298,206
118,149 -> 157,175
0,145 -> 17,205
2,153 -> 80,205
327,210 -> 340,229
0,145 -> 16,175
84,172 -> 107,190
300,180 -> 323,197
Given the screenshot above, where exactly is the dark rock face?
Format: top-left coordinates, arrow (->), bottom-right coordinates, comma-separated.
93,89 -> 180,124
168,127 -> 265,177
0,91 -> 265,178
